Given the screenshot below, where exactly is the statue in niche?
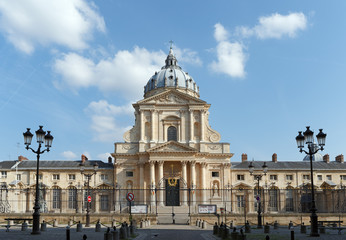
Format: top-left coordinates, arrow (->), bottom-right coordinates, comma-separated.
212,182 -> 219,197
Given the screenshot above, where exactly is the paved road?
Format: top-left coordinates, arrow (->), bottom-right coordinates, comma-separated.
135,225 -> 215,240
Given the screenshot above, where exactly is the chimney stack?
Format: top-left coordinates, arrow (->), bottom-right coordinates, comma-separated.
323,154 -> 330,163
18,155 -> 28,161
336,154 -> 344,163
241,153 -> 248,162
272,153 -> 277,163
81,154 -> 88,163
108,156 -> 112,164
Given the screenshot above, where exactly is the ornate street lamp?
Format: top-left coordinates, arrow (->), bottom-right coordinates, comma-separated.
248,161 -> 267,228
80,162 -> 98,227
296,126 -> 326,237
23,126 -> 53,235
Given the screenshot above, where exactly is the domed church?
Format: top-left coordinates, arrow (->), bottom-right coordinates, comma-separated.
112,47 -> 233,210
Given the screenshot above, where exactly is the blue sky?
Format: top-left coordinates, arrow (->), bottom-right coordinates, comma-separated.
0,1 -> 345,163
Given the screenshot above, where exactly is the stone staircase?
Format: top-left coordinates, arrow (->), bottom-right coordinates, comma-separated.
157,206 -> 190,225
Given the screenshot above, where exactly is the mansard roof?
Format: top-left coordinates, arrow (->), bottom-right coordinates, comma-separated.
0,160 -> 113,170
232,160 -> 346,170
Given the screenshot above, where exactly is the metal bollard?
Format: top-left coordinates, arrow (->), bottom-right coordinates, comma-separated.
126,223 -> 130,237
230,228 -> 239,240
95,220 -> 101,232
41,221 -> 47,231
300,223 -> 306,234
213,222 -> 218,235
245,221 -> 251,233
290,227 -> 294,240
104,227 -> 112,240
196,219 -> 199,226
288,221 -> 293,229
140,220 -> 144,228
198,219 -> 201,227
112,229 -> 120,240
218,223 -> 224,237
274,220 -> 278,229
202,220 -> 206,229
21,222 -> 28,231
130,225 -> 134,235
53,219 -> 58,227
77,221 -> 83,232
66,226 -> 70,240
264,223 -> 270,234
83,234 -> 87,240
222,225 -> 228,239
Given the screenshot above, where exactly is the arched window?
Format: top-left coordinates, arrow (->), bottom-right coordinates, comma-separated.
52,187 -> 61,209
68,187 -> 77,209
167,126 -> 177,141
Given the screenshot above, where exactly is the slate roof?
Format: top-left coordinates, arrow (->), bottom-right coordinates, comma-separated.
0,160 -> 113,170
0,161 -> 17,169
231,161 -> 346,170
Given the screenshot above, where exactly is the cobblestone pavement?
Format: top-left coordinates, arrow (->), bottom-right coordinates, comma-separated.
0,224 -> 346,240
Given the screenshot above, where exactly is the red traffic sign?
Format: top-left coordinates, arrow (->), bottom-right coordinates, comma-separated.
126,192 -> 134,202
87,195 -> 91,203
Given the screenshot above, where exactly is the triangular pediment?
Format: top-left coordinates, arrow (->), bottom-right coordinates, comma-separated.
147,141 -> 198,153
233,182 -> 252,189
320,181 -> 337,189
137,89 -> 206,105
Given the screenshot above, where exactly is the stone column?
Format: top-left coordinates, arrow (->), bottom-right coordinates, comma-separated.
77,190 -> 83,213
200,110 -> 205,142
139,163 -> 144,204
180,110 -> 186,143
158,161 -> 164,206
182,161 -> 188,206
94,193 -> 99,213
190,161 -> 196,205
189,110 -> 194,143
150,110 -> 156,142
201,162 -> 207,203
140,110 -> 145,142
150,161 -> 156,206
158,111 -> 163,142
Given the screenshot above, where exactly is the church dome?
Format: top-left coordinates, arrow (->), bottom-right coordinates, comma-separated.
144,47 -> 200,98
303,144 -> 323,161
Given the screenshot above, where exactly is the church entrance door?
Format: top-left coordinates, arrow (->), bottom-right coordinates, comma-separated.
165,179 -> 180,206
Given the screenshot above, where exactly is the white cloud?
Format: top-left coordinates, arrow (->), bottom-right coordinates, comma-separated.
214,23 -> 229,42
210,23 -> 247,78
54,47 -> 166,100
0,0 -> 105,54
97,152 -> 112,161
236,12 -> 307,39
85,100 -> 132,142
61,150 -> 77,159
173,47 -> 202,66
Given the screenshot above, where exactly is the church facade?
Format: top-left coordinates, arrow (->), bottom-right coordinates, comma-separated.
112,47 -> 233,209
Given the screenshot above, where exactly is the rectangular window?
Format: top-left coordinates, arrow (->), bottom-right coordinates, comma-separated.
52,188 -> 61,209
341,175 -> 346,181
100,195 -> 109,211
317,175 -> 322,181
303,175 -> 310,180
286,189 -> 294,212
17,174 -> 21,181
126,171 -> 133,177
270,175 -> 277,181
1,171 -> 7,178
53,174 -> 60,180
237,175 -> 245,181
212,172 -> 219,177
68,174 -> 76,181
327,175 -> 332,181
237,195 -> 244,213
268,189 -> 278,211
286,175 -> 293,181
100,174 -> 108,181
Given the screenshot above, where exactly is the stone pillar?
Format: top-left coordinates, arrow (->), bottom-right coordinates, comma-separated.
94,193 -> 99,213
139,163 -> 144,204
200,110 -> 205,142
189,110 -> 194,143
158,161 -> 164,206
190,161 -> 196,205
25,190 -> 31,213
140,110 -> 145,142
77,190 -> 83,213
158,111 -> 163,142
201,163 -> 207,203
150,161 -> 156,206
182,161 -> 188,206
150,110 -> 156,142
180,110 -> 186,143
